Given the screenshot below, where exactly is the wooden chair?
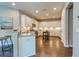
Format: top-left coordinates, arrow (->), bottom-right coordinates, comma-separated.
43,31 -> 50,41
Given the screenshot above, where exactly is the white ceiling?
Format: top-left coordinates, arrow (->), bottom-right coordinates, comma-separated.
0,2 -> 66,21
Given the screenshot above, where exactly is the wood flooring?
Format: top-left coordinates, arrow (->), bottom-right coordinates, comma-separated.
35,36 -> 72,57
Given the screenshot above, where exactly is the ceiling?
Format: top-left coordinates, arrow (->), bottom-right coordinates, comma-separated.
0,2 -> 66,21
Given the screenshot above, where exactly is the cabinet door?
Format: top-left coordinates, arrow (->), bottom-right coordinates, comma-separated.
19,36 -> 36,57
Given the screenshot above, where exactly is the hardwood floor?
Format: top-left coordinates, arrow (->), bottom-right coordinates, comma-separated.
35,36 -> 72,57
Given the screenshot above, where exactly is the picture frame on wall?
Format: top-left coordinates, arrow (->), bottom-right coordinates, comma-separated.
0,16 -> 13,30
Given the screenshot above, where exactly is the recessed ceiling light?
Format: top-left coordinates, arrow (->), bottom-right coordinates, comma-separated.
53,8 -> 57,10
12,2 -> 16,6
35,10 -> 39,14
46,13 -> 49,16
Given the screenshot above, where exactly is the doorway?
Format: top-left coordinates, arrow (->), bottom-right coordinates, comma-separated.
68,3 -> 73,47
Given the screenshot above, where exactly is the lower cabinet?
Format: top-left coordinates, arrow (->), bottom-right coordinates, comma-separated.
19,35 -> 36,57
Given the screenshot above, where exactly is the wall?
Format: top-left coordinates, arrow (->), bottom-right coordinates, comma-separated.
38,21 -> 61,37
0,6 -> 20,31
0,6 -> 20,57
73,2 -> 79,57
19,11 -> 39,30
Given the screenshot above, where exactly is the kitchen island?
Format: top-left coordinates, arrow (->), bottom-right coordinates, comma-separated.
18,33 -> 36,57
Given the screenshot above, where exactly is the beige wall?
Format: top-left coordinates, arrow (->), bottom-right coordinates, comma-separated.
38,21 -> 61,36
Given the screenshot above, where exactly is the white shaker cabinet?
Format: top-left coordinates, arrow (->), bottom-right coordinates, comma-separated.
19,35 -> 36,57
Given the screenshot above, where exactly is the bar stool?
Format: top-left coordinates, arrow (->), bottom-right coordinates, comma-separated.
0,36 -> 13,57
43,31 -> 50,41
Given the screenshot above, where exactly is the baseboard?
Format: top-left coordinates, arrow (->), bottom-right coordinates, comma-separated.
61,39 -> 67,47
64,44 -> 69,47
61,39 -> 73,47
61,39 -> 68,47
38,35 -> 61,38
64,44 -> 73,47
69,45 -> 73,47
63,43 -> 73,47
29,55 -> 36,57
